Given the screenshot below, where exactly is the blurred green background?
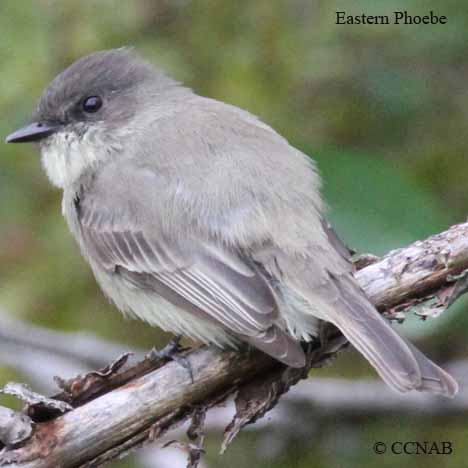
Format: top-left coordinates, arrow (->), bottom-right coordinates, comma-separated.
0,1 -> 467,467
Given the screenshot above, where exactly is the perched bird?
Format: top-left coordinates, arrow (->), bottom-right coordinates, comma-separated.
6,48 -> 457,396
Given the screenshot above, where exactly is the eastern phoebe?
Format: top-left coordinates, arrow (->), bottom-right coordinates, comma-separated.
6,48 -> 457,396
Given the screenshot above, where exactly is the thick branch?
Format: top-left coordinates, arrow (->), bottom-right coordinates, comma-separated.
3,315 -> 466,432
1,222 -> 467,468
356,222 -> 468,313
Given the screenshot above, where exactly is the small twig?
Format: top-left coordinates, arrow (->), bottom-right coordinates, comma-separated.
1,384 -> 72,415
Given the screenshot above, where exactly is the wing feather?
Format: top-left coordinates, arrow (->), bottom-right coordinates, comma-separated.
77,194 -> 305,367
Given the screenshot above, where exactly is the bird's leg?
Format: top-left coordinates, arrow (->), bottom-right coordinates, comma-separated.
148,335 -> 194,383
149,334 -> 183,359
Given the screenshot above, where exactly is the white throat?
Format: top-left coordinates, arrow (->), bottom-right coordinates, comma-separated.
40,129 -> 125,189
40,131 -> 103,189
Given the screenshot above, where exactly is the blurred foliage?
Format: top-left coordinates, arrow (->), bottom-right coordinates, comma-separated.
0,1 -> 467,467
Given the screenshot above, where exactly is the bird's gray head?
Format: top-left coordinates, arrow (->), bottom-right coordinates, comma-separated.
6,48 -> 184,188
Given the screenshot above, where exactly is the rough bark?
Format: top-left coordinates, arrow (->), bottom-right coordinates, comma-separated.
1,222 -> 467,468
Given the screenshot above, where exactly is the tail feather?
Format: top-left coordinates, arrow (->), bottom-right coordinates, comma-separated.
330,275 -> 458,397
405,340 -> 458,396
333,315 -> 421,393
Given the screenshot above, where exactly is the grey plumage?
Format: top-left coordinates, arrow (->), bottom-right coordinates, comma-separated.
7,48 -> 458,397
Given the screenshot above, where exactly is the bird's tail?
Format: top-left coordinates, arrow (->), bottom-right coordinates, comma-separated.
329,275 -> 458,397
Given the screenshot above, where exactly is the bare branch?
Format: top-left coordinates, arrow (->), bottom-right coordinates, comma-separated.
356,221 -> 468,315
1,222 -> 467,468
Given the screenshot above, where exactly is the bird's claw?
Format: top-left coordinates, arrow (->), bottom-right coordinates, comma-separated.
148,335 -> 194,383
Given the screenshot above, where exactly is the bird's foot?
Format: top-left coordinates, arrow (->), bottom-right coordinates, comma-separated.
148,335 -> 194,383
149,334 -> 183,360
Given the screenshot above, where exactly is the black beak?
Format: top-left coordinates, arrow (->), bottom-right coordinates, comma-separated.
5,121 -> 62,144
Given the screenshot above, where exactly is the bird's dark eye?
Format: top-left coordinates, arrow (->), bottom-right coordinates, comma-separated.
82,96 -> 103,113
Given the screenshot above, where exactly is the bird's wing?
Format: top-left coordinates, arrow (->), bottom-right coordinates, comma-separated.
75,180 -> 305,368
256,240 -> 458,397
